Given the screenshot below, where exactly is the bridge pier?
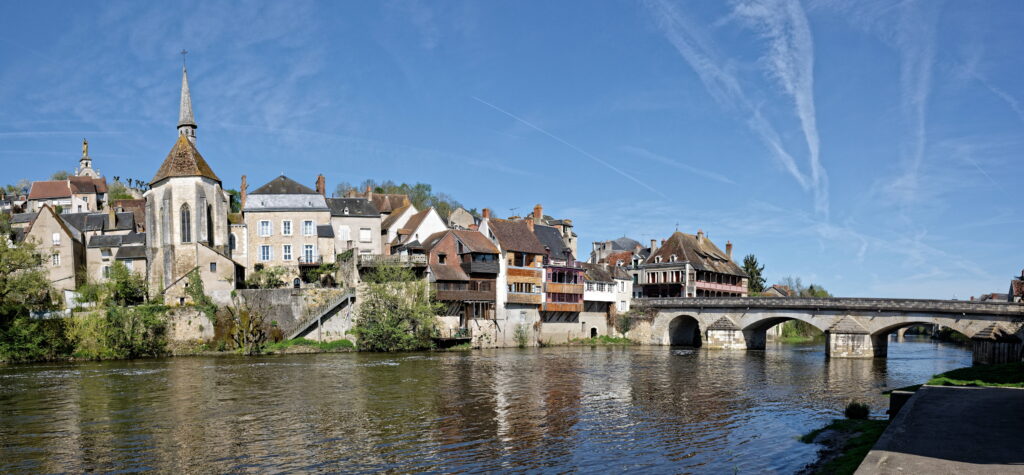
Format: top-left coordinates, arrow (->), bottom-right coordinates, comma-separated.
896,327 -> 908,342
704,329 -> 747,349
826,331 -> 877,358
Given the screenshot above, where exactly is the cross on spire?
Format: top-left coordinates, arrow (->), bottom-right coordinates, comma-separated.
181,49 -> 188,67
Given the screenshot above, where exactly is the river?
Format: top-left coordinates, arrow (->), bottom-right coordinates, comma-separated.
0,337 -> 969,473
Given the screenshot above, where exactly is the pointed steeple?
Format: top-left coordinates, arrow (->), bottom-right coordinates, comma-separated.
178,65 -> 197,144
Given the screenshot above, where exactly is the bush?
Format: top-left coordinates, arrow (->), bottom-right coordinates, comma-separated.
616,314 -> 633,335
513,324 -> 529,348
225,297 -> 267,356
351,264 -> 438,352
71,304 -> 168,360
845,401 -> 870,420
0,316 -> 74,363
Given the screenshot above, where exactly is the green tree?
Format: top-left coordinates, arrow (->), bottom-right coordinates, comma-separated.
0,239 -> 53,324
107,181 -> 135,201
225,295 -> 267,355
742,254 -> 766,294
244,266 -> 289,289
51,170 -> 71,180
108,261 -> 147,305
351,263 -> 439,351
226,189 -> 242,213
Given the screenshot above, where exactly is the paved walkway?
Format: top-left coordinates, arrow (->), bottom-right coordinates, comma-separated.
857,385 -> 1024,474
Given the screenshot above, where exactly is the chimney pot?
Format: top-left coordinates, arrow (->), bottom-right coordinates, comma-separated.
726,241 -> 733,258
533,203 -> 543,222
482,208 -> 491,219
650,239 -> 657,252
315,174 -> 326,196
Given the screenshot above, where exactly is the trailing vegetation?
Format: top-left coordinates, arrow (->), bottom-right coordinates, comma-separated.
0,317 -> 74,363
801,401 -> 886,475
265,338 -> 354,353
186,269 -> 217,322
571,335 -> 634,346
71,304 -> 169,360
222,294 -> 268,355
244,266 -> 289,289
779,320 -> 824,343
351,263 -> 439,352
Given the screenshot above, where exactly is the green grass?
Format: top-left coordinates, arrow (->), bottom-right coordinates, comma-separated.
265,338 -> 355,353
925,362 -> 1024,388
800,419 -> 889,475
570,335 -> 634,346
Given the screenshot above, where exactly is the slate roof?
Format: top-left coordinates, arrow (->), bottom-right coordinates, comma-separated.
28,181 -> 71,200
316,224 -> 334,238
88,232 -> 147,248
11,212 -> 36,224
582,263 -> 614,283
150,134 -> 220,185
113,199 -> 145,228
429,263 -> 469,281
646,231 -> 746,277
326,198 -> 379,217
244,192 -> 329,212
610,237 -> 641,251
62,212 -> 135,233
115,246 -> 147,260
252,175 -> 317,195
534,224 -> 573,260
487,219 -> 547,255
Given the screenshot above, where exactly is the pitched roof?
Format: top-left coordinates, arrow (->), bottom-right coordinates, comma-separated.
62,212 -> 135,233
28,180 -> 71,200
603,250 -> 634,266
150,134 -> 220,185
487,219 -> 547,255
582,263 -> 614,282
381,203 -> 412,229
326,198 -> 379,217
112,199 -> 145,228
88,234 -> 123,248
610,237 -> 641,251
69,176 -> 107,194
252,175 -> 317,195
116,246 -> 147,260
11,212 -> 36,224
534,224 -> 573,260
370,193 -> 410,214
451,229 -> 499,254
429,263 -> 469,281
401,209 -> 431,237
646,231 -> 746,277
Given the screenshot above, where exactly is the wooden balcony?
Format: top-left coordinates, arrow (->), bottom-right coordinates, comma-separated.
545,282 -> 584,294
507,292 -> 543,305
434,288 -> 496,302
542,302 -> 584,313
507,266 -> 543,284
461,260 -> 499,275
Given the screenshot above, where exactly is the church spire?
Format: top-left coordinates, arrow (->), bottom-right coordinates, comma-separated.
177,50 -> 197,144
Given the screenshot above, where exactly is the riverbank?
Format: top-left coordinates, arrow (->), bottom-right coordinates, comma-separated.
800,362 -> 1024,473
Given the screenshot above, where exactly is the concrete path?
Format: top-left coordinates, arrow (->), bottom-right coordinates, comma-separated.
857,385 -> 1024,474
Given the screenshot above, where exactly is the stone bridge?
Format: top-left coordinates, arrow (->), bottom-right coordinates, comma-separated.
635,297 -> 1024,361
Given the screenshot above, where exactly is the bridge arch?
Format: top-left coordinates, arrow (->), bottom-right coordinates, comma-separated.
668,315 -> 702,347
740,313 -> 830,334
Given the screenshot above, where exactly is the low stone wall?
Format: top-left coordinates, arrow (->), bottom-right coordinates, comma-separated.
166,307 -> 214,342
235,288 -> 349,338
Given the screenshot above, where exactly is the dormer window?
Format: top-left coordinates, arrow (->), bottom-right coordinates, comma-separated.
670,254 -> 677,262
655,256 -> 662,263
344,207 -> 350,215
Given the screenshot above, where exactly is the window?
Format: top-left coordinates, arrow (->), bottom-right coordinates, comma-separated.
359,227 -> 372,243
229,233 -> 236,251
338,226 -> 351,242
259,245 -> 272,262
283,244 -> 292,261
101,249 -> 112,258
258,220 -> 271,237
618,301 -> 627,312
457,241 -> 465,254
670,254 -> 677,262
438,253 -> 447,264
180,204 -> 192,243
210,262 -> 217,272
102,265 -> 110,278
51,232 -> 60,245
655,256 -> 662,263
125,260 -> 134,271
282,220 -> 293,236
303,220 -> 315,236
51,253 -> 60,267
303,244 -> 315,263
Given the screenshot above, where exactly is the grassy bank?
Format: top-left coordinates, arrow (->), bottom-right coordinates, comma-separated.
887,362 -> 1024,394
800,419 -> 889,475
567,335 -> 634,346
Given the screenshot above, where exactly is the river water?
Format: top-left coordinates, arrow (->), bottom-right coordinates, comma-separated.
0,337 -> 968,473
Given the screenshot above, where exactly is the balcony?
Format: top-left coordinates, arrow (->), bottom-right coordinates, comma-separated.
358,254 -> 428,267
461,260 -> 500,275
297,255 -> 324,266
695,281 -> 746,293
507,266 -> 543,284
433,282 -> 496,302
507,292 -> 543,305
545,282 -> 584,295
542,302 -> 584,313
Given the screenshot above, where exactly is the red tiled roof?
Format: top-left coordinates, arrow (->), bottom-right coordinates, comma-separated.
487,219 -> 546,255
28,180 -> 71,200
450,229 -> 498,254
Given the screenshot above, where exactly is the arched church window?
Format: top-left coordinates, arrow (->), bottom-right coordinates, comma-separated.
229,233 -> 237,251
207,204 -> 214,246
180,204 -> 192,243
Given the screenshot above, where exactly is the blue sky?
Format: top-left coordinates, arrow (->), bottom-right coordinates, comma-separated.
1,1 -> 1022,298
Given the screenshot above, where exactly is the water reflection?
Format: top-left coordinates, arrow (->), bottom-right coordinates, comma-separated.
0,339 -> 970,473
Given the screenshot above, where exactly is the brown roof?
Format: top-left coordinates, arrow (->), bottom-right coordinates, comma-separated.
371,193 -> 410,214
28,180 -> 71,200
150,134 -> 220,185
1012,280 -> 1024,298
487,219 -> 547,254
69,176 -> 107,194
450,229 -> 499,254
381,203 -> 412,229
647,231 -> 746,277
582,263 -> 614,282
429,263 -> 469,281
601,250 -> 634,266
113,199 -> 145,230
401,209 -> 431,236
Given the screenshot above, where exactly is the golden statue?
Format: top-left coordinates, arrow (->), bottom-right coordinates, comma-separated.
82,138 -> 89,157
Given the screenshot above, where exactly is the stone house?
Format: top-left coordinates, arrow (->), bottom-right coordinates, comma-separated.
589,236 -> 642,264
27,176 -> 107,214
635,230 -> 748,298
241,175 -> 335,287
446,207 -> 477,230
144,65 -> 241,305
21,205 -> 85,294
326,197 -> 381,258
478,211 -> 546,346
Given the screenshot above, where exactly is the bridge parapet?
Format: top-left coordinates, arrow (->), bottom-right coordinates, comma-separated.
638,297 -> 1024,318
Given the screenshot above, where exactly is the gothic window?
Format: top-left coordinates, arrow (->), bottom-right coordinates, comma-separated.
229,233 -> 237,251
206,205 -> 214,246
180,204 -> 192,243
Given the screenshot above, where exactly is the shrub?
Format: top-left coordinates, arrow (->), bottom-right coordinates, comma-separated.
513,324 -> 529,348
225,297 -> 267,356
616,314 -> 633,335
0,316 -> 74,363
351,264 -> 438,352
71,304 -> 168,360
845,401 -> 870,420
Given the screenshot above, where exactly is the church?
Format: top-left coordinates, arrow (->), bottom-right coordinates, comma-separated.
144,64 -> 242,304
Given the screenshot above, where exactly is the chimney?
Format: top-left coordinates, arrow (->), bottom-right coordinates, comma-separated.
240,175 -> 248,210
526,219 -> 534,232
482,208 -> 491,219
365,185 -> 373,201
726,241 -> 733,258
650,239 -> 657,253
533,203 -> 543,223
696,229 -> 704,243
107,202 -> 117,229
315,174 -> 326,196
